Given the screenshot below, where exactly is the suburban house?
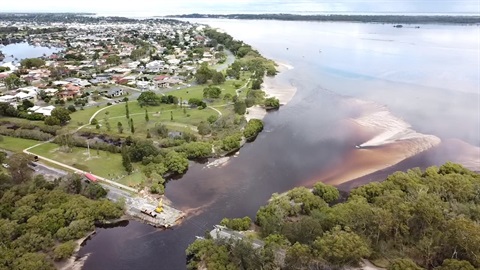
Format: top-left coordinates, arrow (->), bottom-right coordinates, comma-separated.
43,88 -> 59,96
0,95 -> 16,103
27,105 -> 56,116
146,60 -> 165,72
105,88 -> 125,98
14,91 -> 36,102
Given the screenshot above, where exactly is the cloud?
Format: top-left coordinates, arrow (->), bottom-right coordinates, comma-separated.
2,0 -> 479,14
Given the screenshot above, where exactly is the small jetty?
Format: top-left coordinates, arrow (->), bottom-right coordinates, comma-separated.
125,197 -> 185,228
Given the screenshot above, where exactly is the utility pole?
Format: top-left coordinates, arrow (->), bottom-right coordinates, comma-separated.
87,140 -> 91,159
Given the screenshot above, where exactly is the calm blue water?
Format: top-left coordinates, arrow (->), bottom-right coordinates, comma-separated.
0,42 -> 59,64
79,20 -> 480,270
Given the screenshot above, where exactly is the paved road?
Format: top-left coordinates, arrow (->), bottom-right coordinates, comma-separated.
215,50 -> 235,72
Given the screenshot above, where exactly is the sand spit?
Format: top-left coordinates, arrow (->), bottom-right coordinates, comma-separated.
246,61 -> 297,121
56,232 -> 94,270
312,98 -> 442,186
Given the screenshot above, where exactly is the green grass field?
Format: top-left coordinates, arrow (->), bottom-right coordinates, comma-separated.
68,106 -> 100,126
0,136 -> 41,152
117,171 -> 146,187
28,143 -> 124,178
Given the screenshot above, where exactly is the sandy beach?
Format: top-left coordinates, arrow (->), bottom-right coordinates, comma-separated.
305,99 -> 444,187
246,61 -> 297,121
55,232 -> 95,270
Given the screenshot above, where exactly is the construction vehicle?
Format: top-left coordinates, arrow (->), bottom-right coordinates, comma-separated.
140,209 -> 157,218
155,198 -> 164,213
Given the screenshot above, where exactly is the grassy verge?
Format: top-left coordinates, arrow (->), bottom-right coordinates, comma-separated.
0,136 -> 42,152
28,143 -> 124,178
117,171 -> 146,187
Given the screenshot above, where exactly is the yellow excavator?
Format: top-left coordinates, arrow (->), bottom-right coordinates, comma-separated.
155,198 -> 163,213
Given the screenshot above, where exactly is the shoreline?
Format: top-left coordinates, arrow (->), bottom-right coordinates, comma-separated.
55,231 -> 96,270
245,61 -> 297,121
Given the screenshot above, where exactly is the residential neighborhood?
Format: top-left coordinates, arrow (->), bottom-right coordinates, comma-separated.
0,15 -> 227,114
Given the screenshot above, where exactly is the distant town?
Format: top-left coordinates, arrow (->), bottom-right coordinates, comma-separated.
0,13 -> 226,115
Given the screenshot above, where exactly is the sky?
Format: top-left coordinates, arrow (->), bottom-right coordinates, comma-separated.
2,0 -> 479,15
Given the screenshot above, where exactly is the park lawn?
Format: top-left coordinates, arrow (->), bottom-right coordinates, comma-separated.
28,143 -> 125,179
86,106 -> 216,138
117,171 -> 146,187
68,106 -> 99,126
168,77 -> 247,103
0,136 -> 41,152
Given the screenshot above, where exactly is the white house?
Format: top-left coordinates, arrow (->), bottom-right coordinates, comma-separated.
0,95 -> 16,103
32,105 -> 56,116
15,91 -> 36,101
44,88 -> 59,96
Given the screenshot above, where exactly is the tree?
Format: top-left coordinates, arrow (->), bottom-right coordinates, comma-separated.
82,183 -> 107,199
265,97 -> 280,109
22,99 -> 34,109
207,115 -> 218,124
178,142 -> 212,159
130,118 -> 135,134
4,74 -> 20,89
313,182 -> 340,203
203,86 -> 222,99
44,116 -> 61,126
145,109 -> 149,122
125,101 -> 130,119
284,243 -> 313,270
137,91 -> 161,106
12,252 -> 55,270
121,146 -> 133,174
195,64 -> 214,84
164,151 -> 189,174
7,153 -> 32,183
61,173 -> 82,194
388,259 -> 424,270
67,105 -> 76,113
251,78 -> 263,90
234,100 -> 247,115
51,107 -> 71,125
435,259 -> 475,270
0,151 -> 7,164
128,140 -> 159,162
243,119 -> 264,139
220,217 -> 252,230
212,71 -> 225,84
314,226 -> 371,267
117,122 -> 123,134
20,58 -> 45,69
197,121 -> 211,136
222,134 -> 241,152
106,54 -> 121,66
53,241 -> 77,261
156,124 -> 169,138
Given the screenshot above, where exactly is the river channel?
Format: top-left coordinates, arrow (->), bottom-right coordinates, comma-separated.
78,20 -> 480,270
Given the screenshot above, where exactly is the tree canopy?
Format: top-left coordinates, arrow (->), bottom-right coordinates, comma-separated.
20,58 -> 45,69
137,91 -> 161,107
186,163 -> 480,270
0,157 -> 123,269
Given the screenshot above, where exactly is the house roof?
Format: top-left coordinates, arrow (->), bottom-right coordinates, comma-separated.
84,173 -> 97,182
154,75 -> 169,81
15,92 -> 31,98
